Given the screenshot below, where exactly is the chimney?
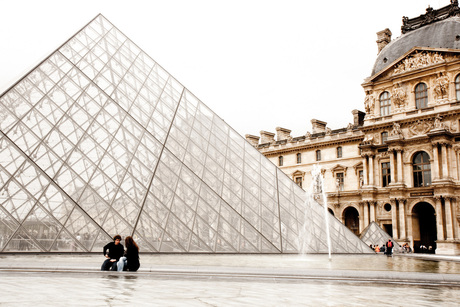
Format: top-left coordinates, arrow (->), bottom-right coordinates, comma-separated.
275,127 -> 291,141
260,130 -> 275,144
311,119 -> 327,134
376,28 -> 392,54
352,109 -> 365,126
245,134 -> 260,147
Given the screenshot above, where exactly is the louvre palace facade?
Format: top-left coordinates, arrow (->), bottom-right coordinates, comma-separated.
249,1 -> 460,255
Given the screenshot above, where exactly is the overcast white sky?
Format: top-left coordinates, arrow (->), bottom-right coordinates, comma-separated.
0,0 -> 444,138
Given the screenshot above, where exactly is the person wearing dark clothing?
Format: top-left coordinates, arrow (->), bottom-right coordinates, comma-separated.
117,236 -> 140,272
101,235 -> 124,271
385,239 -> 394,256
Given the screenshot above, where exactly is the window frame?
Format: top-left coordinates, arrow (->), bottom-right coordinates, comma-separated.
413,151 -> 431,187
379,91 -> 391,116
381,161 -> 391,187
415,83 -> 428,109
381,131 -> 388,144
279,156 -> 283,166
336,172 -> 344,191
337,146 -> 342,158
296,153 -> 301,164
316,150 -> 321,161
295,176 -> 303,188
456,74 -> 460,101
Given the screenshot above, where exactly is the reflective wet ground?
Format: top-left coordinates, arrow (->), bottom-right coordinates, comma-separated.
1,254 -> 460,306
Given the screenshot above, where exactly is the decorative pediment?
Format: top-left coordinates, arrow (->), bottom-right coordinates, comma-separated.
331,164 -> 347,176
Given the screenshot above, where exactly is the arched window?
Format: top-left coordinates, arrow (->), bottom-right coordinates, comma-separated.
415,83 -> 428,109
279,156 -> 283,166
316,150 -> 321,161
379,91 -> 391,116
456,74 -> 460,101
296,153 -> 301,164
337,147 -> 342,158
413,152 -> 431,187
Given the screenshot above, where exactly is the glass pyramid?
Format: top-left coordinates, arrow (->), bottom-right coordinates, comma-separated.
0,15 -> 372,254
360,222 -> 401,251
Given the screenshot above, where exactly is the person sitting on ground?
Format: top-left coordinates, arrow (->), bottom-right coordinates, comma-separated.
374,245 -> 380,253
117,236 -> 140,272
101,235 -> 124,271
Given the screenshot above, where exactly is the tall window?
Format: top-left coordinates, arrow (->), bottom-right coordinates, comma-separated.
296,153 -> 301,164
381,162 -> 391,187
380,91 -> 391,116
279,156 -> 283,166
413,151 -> 431,187
381,131 -> 388,144
295,177 -> 303,188
456,74 -> 460,101
415,83 -> 428,109
316,150 -> 321,161
337,147 -> 342,158
336,172 -> 344,191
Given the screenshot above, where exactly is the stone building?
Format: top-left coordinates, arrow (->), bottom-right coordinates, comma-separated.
248,1 -> 460,255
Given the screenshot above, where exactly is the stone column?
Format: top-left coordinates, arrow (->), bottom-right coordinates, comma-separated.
398,198 -> 406,239
432,144 -> 440,180
453,198 -> 459,240
369,155 -> 374,186
389,150 -> 396,183
441,144 -> 449,179
358,202 -> 364,233
390,198 -> 399,239
396,149 -> 403,183
434,196 -> 444,241
363,201 -> 369,229
369,201 -> 376,223
362,155 -> 368,186
445,197 -> 453,240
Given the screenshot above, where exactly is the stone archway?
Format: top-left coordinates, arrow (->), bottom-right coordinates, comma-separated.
343,207 -> 360,235
328,208 -> 335,216
412,202 -> 437,253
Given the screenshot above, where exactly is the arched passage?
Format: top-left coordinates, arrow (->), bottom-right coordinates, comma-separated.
412,202 -> 437,253
328,208 -> 335,216
343,207 -> 359,235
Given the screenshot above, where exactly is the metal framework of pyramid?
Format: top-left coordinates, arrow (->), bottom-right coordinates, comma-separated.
360,222 -> 401,251
0,15 -> 372,254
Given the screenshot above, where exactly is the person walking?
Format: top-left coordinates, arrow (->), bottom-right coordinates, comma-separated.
101,235 -> 124,271
385,239 -> 394,256
117,236 -> 140,272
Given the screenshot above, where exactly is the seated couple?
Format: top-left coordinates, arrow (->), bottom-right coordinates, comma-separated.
101,235 -> 140,272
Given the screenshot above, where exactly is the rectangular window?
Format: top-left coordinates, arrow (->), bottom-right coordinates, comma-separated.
381,132 -> 388,144
296,153 -> 301,164
337,147 -> 342,158
316,150 -> 321,161
295,177 -> 302,188
336,172 -> 344,191
382,162 -> 391,187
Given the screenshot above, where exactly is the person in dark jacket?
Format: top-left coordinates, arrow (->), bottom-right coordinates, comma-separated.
117,236 -> 140,272
101,235 -> 124,271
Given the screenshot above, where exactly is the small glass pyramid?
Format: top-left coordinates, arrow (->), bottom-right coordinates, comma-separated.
0,15 -> 373,253
360,222 -> 401,251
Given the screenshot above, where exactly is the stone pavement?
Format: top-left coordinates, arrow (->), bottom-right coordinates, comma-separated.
1,254 -> 460,306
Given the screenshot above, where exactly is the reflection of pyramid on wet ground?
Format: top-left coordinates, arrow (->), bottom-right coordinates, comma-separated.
360,222 -> 401,250
0,15 -> 373,254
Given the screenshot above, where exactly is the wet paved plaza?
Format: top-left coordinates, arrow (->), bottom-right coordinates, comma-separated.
1,254 -> 460,306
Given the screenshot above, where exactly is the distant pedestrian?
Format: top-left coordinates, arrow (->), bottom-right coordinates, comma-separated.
101,235 -> 124,271
117,236 -> 140,272
385,239 -> 393,256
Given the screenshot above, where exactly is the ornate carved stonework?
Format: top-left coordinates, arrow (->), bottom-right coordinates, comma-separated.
392,52 -> 445,75
408,119 -> 432,137
391,83 -> 407,109
434,72 -> 449,100
389,122 -> 404,137
364,91 -> 375,115
362,133 -> 376,145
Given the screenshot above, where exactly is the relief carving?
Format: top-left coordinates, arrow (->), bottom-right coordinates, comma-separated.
364,91 -> 375,115
433,72 -> 449,100
393,51 -> 445,75
391,83 -> 407,109
408,119 -> 432,137
389,122 -> 404,137
362,133 -> 375,145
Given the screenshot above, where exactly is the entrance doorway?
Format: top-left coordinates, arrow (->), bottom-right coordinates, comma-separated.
343,207 -> 359,235
412,202 -> 437,253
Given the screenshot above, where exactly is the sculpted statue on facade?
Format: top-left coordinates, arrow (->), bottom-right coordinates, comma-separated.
362,134 -> 375,145
389,122 -> 404,137
391,83 -> 407,109
364,91 -> 375,115
433,114 -> 446,130
434,72 -> 449,100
